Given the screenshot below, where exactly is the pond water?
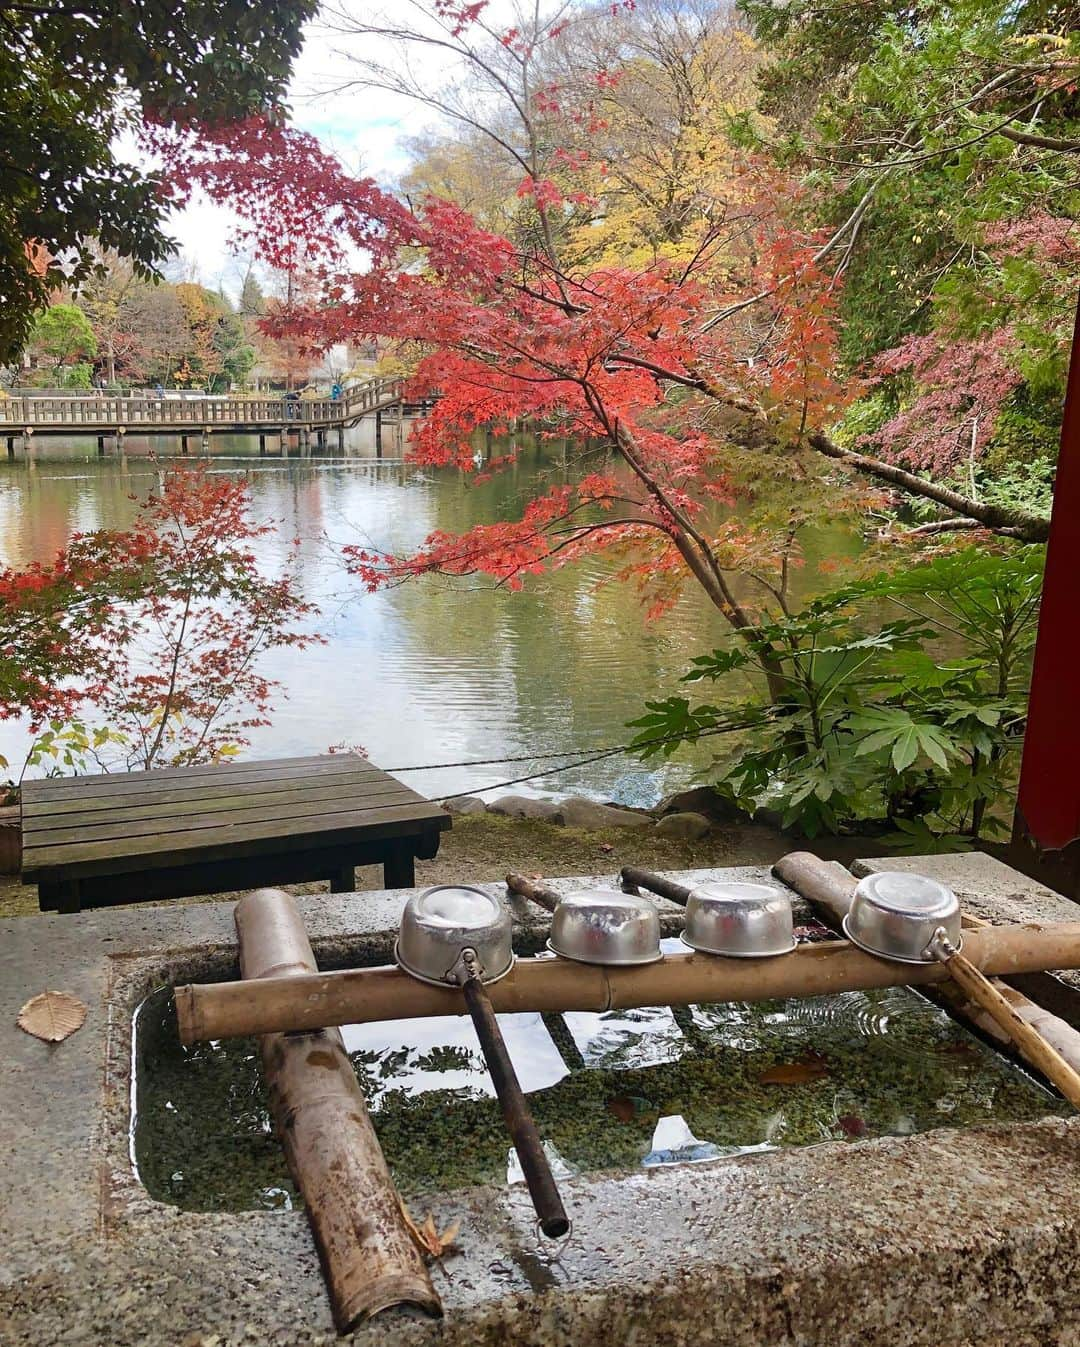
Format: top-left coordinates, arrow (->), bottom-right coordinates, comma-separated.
0,424 -> 861,800
132,940 -> 1068,1212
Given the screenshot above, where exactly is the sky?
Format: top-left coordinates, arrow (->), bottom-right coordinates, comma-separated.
164,1 -> 518,292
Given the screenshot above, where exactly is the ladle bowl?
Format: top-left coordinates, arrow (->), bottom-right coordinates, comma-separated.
681,880 -> 796,958
547,888 -> 663,966
843,871 -> 962,964
395,885 -> 514,987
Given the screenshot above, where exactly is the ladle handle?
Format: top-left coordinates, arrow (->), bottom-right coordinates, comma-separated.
619,867 -> 692,906
505,872 -> 560,913
460,976 -> 570,1238
930,934 -> 1080,1109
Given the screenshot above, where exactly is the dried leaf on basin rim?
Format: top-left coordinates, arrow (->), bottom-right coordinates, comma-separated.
16,990 -> 87,1042
399,1198 -> 460,1259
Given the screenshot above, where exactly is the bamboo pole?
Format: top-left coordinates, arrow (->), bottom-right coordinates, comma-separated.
177,919 -> 1080,1045
931,932 -> 1080,1106
234,889 -> 441,1331
772,851 -> 1080,1079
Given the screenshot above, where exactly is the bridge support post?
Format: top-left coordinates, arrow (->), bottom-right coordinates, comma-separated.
375,409 -> 383,458
181,434 -> 189,455
97,434 -> 106,456
337,426 -> 344,453
202,428 -> 211,454
300,427 -> 310,455
23,427 -> 34,460
116,427 -> 126,456
279,426 -> 289,455
259,433 -> 267,455
6,435 -> 14,459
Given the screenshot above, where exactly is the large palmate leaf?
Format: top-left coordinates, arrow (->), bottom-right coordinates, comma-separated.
850,708 -> 957,771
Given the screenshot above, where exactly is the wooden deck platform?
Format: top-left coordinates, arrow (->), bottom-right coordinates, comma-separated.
1,377 -> 405,447
20,753 -> 450,912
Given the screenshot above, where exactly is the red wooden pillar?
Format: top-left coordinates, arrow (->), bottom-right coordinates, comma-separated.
1012,295 -> 1080,896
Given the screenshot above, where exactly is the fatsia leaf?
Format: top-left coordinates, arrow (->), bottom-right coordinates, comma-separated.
915,724 -> 953,769
891,726 -> 920,772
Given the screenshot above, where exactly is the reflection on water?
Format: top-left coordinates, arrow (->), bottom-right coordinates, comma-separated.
132,956 -> 1067,1212
0,429 -> 862,798
342,1011 -> 570,1105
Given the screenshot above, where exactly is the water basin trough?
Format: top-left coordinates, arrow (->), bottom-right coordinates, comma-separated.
133,944 -> 1067,1214
6,856 -> 1080,1346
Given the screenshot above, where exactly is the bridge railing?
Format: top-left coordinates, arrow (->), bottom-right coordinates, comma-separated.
340,378 -> 404,419
0,378 -> 405,430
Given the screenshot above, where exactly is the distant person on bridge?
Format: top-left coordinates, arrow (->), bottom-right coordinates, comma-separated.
331,382 -> 342,401
285,389 -> 300,419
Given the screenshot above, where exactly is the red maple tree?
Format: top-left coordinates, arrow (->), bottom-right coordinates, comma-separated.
147,3 -> 1049,702
1,468 -> 318,773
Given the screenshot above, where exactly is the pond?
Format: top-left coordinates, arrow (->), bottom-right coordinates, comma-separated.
0,425 -> 862,801
131,941 -> 1068,1212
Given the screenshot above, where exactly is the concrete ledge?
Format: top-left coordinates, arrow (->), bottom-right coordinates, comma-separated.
2,857 -> 1080,1345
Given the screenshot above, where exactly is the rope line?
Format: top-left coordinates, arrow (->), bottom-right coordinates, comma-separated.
378,717 -> 765,801
380,720 -> 762,776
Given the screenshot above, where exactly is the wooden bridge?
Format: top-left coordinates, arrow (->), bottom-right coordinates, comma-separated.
1,377 -> 410,455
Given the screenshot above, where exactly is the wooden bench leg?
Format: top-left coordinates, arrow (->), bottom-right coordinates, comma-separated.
39,879 -> 81,913
383,846 -> 415,890
330,865 -> 355,894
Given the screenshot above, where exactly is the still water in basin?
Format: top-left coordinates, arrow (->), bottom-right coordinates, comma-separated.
0,432 -> 861,799
132,943 -> 1068,1212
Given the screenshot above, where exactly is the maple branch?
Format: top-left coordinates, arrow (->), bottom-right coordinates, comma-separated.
807,431 -> 1049,542
606,345 -> 1049,543
996,126 -> 1080,153
904,517 -> 1029,539
700,169 -> 891,335
582,393 -> 780,677
605,351 -> 767,420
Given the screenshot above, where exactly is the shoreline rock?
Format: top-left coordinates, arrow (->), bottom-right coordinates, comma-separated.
554,796 -> 652,830
654,811 -> 712,841
442,795 -> 487,816
485,795 -> 563,822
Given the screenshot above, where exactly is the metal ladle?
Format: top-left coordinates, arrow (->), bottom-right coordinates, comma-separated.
845,871 -> 1080,1109
395,887 -> 569,1238
455,948 -> 569,1238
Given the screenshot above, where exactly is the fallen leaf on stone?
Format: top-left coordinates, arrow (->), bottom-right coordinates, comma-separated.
606,1093 -> 650,1122
598,842 -> 615,854
759,1055 -> 830,1086
17,990 -> 87,1043
837,1113 -> 868,1137
399,1198 -> 460,1260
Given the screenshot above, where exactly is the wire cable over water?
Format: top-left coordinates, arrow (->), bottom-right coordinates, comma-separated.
378,716 -> 769,800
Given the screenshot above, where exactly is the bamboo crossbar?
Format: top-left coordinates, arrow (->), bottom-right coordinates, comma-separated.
176,920 -> 1080,1045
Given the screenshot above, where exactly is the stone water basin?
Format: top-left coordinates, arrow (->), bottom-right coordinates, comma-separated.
132,937 -> 1068,1213
10,857 -> 1080,1346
